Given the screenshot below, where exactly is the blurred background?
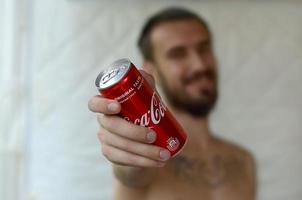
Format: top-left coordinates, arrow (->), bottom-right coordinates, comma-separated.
0,0 -> 301,200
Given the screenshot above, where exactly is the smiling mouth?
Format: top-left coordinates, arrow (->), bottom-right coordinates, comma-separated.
183,71 -> 215,85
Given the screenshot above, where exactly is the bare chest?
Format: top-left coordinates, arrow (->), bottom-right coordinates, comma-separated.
146,154 -> 251,200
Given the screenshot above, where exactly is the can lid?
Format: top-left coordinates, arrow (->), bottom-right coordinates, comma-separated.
95,58 -> 132,90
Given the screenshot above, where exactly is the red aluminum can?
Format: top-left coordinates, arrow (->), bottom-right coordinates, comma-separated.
95,58 -> 187,157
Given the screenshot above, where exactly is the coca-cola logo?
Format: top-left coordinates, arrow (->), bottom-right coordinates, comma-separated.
124,92 -> 167,127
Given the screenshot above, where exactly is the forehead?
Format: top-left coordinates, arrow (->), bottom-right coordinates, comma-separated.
150,19 -> 210,52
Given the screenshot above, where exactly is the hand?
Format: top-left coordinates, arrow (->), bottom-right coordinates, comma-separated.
88,70 -> 171,168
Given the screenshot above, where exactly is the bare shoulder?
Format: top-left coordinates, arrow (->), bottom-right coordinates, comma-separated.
213,136 -> 257,198
213,136 -> 256,172
215,136 -> 254,157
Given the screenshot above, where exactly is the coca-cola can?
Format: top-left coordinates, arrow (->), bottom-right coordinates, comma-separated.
95,58 -> 187,157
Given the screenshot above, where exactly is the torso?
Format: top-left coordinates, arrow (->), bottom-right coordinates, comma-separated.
113,137 -> 255,200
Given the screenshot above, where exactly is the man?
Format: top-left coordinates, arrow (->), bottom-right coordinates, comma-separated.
88,7 -> 256,200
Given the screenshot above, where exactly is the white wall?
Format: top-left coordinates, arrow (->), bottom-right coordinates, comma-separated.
1,0 -> 301,200
0,0 -> 28,200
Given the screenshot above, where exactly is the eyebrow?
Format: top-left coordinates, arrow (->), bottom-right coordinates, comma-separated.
166,39 -> 212,54
167,46 -> 185,53
196,39 -> 211,47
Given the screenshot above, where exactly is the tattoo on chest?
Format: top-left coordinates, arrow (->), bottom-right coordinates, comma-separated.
170,154 -> 245,188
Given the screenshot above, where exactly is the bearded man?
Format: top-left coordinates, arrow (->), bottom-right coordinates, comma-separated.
89,7 -> 256,200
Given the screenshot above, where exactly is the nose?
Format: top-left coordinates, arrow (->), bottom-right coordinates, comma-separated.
188,50 -> 206,72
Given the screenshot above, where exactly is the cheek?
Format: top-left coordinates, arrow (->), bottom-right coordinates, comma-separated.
166,66 -> 186,90
156,60 -> 187,93
204,53 -> 217,70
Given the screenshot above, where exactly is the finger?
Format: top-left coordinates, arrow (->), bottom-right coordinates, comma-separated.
98,128 -> 171,162
101,143 -> 166,168
88,95 -> 121,114
139,70 -> 155,90
98,114 -> 157,144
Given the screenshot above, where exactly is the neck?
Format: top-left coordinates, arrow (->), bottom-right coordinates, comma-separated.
167,102 -> 214,155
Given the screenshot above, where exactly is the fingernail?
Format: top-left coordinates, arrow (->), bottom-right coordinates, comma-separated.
146,131 -> 156,143
159,149 -> 170,161
108,103 -> 119,112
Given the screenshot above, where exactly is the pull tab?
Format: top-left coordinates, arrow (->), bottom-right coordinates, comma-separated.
101,68 -> 120,84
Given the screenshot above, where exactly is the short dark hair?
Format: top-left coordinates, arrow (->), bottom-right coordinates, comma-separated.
137,7 -> 210,61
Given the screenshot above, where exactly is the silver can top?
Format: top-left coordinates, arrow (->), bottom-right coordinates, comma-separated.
95,58 -> 132,90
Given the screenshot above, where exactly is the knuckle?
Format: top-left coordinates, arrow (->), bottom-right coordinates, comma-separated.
97,114 -> 105,126
98,115 -> 108,127
101,144 -> 110,158
88,98 -> 94,111
111,160 -> 125,166
88,96 -> 101,112
97,130 -> 105,143
110,118 -> 119,129
120,140 -> 132,152
126,155 -> 137,165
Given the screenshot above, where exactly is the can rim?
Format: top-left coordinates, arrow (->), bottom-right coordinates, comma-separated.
95,58 -> 132,90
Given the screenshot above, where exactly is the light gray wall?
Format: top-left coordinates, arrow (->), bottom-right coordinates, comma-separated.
0,0 -> 28,200
25,1 -> 302,200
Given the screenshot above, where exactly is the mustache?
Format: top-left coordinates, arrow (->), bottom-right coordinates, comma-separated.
182,70 -> 216,85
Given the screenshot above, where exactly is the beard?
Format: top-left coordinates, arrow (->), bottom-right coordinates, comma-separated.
157,69 -> 218,117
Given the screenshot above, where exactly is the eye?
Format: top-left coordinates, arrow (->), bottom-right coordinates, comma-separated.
197,44 -> 211,55
167,48 -> 186,59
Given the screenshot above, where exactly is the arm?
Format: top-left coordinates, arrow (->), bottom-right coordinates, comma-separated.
88,71 -> 170,188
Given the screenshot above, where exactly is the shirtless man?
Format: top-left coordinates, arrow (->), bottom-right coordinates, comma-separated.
88,7 -> 256,200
